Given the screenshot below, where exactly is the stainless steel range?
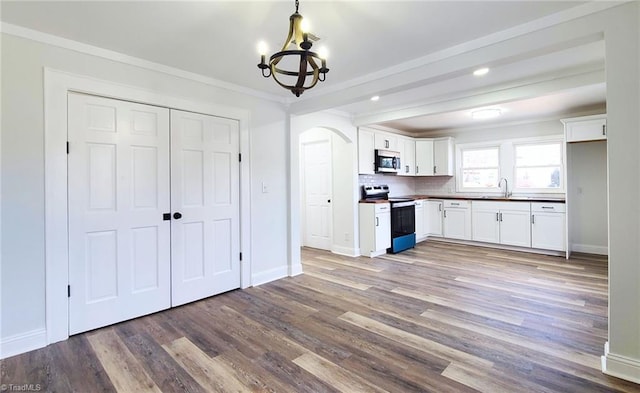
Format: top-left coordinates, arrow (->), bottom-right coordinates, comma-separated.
362,185 -> 416,254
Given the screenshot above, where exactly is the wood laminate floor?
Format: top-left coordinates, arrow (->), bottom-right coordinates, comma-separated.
2,241 -> 638,392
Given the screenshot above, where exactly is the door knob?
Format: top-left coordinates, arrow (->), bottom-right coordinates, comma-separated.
173,212 -> 182,220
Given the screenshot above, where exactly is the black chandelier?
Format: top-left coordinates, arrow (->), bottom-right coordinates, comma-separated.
257,0 -> 329,97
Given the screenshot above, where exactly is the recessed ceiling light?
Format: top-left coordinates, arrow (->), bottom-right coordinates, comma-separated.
370,95 -> 380,101
473,67 -> 490,76
471,108 -> 501,120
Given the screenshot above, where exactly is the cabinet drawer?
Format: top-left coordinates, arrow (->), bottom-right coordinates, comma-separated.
531,202 -> 565,213
444,200 -> 470,209
375,203 -> 391,213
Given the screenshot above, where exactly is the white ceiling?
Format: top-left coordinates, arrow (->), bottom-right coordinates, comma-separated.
0,0 -> 607,132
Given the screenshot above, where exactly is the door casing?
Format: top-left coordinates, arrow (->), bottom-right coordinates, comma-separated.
44,69 -> 251,344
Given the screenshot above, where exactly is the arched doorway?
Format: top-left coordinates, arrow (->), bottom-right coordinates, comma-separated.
289,114 -> 360,275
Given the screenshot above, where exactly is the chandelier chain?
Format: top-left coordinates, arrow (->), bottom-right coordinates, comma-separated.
295,0 -> 299,13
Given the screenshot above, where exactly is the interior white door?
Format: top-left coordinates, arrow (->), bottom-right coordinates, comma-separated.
68,93 -> 171,335
302,139 -> 332,250
170,110 -> 241,307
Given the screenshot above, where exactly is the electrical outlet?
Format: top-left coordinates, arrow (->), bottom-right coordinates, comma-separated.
262,182 -> 269,193
344,233 -> 350,242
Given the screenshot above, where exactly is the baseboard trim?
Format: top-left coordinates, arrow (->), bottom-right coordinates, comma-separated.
252,266 -> 289,286
428,237 -> 565,257
331,245 -> 360,257
572,243 -> 608,255
602,341 -> 640,384
0,328 -> 47,359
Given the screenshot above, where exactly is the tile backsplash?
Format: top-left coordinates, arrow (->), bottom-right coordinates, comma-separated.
415,176 -> 457,195
358,174 -> 457,197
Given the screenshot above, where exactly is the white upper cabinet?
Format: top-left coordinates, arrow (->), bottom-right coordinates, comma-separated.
415,139 -> 434,176
562,114 -> 607,143
358,128 -> 376,174
374,131 -> 399,151
357,129 -> 455,176
434,137 -> 455,176
397,136 -> 416,176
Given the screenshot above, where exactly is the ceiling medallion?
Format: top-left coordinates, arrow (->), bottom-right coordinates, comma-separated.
257,0 -> 329,97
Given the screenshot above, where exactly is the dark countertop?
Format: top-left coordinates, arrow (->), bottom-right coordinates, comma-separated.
360,195 -> 565,204
359,199 -> 391,204
401,194 -> 566,203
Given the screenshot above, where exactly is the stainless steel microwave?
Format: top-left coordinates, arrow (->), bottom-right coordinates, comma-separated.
374,149 -> 401,173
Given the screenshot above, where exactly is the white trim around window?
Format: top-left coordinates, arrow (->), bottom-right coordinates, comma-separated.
456,135 -> 565,195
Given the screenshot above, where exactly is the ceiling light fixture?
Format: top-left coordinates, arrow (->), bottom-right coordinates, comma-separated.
370,95 -> 380,101
471,108 -> 502,120
257,0 -> 329,97
473,67 -> 490,76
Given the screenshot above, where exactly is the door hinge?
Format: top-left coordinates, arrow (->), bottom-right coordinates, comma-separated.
67,285 -> 71,297
239,153 -> 242,162
239,252 -> 243,261
66,141 -> 70,154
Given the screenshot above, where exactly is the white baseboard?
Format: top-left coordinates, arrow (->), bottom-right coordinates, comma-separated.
331,245 -> 360,257
289,263 -> 303,277
571,243 -> 608,255
252,266 -> 289,286
602,341 -> 640,384
0,328 -> 47,359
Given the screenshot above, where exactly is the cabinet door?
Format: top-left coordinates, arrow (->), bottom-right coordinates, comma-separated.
375,211 -> 391,251
425,201 -> 443,237
358,129 -> 375,174
434,137 -> 454,176
499,210 -> 531,247
444,208 -> 471,240
415,139 -> 434,176
415,204 -> 425,241
532,212 -> 566,251
565,118 -> 606,142
374,131 -> 398,151
472,208 -> 500,244
398,137 -> 416,176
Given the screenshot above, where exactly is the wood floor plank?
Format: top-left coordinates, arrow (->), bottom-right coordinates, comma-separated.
293,352 -> 388,393
87,329 -> 162,393
339,311 -> 494,369
162,337 -> 250,393
3,242 -> 636,393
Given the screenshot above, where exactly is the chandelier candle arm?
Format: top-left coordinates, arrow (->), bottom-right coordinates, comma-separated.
257,0 -> 329,97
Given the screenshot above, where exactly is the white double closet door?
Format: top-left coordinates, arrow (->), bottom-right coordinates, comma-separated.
67,93 -> 240,335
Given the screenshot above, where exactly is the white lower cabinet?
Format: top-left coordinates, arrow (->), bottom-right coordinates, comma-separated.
472,201 -> 531,247
443,200 -> 471,240
415,199 -> 427,241
425,200 -> 443,237
531,203 -> 566,251
359,203 -> 391,257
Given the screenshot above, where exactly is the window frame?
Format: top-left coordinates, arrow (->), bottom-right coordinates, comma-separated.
456,142 -> 502,193
455,135 -> 565,195
512,139 -> 565,194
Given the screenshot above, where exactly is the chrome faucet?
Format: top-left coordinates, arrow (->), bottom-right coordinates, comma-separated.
498,177 -> 511,198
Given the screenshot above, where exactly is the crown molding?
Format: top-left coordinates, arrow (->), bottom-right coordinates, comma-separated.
289,0 -> 622,111
0,22 -> 287,104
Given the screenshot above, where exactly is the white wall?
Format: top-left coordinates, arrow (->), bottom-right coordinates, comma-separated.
567,141 -> 608,254
1,33 -> 288,343
300,128 -> 355,255
602,2 -> 640,380
291,112 -> 360,262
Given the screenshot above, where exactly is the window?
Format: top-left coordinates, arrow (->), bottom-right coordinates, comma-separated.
514,142 -> 563,190
460,147 -> 500,189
